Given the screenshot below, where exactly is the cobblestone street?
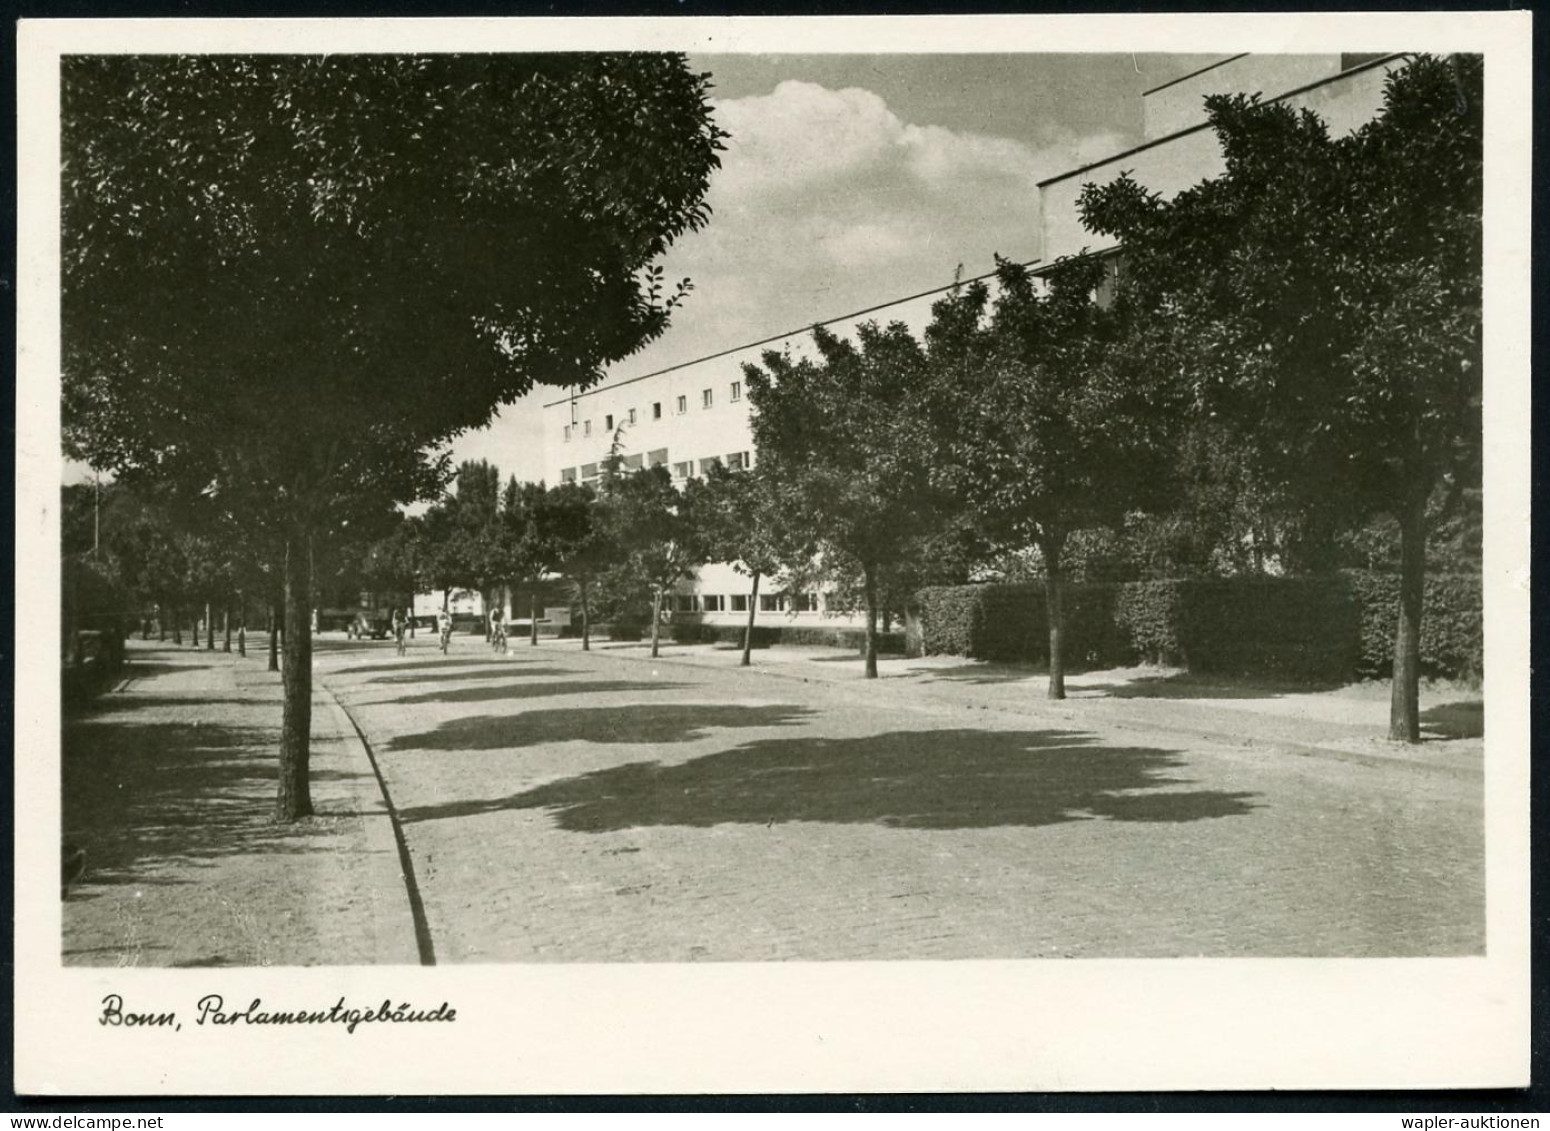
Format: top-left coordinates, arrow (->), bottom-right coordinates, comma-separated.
319,636 -> 1485,963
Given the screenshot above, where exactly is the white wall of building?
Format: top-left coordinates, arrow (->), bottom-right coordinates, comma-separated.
1039,54 -> 1405,264
1141,54 -> 1342,140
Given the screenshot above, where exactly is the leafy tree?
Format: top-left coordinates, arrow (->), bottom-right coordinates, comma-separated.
62,54 -> 725,818
744,322 -> 947,678
605,466 -> 703,658
684,462 -> 807,666
1079,55 -> 1482,740
501,478 -> 588,647
360,513 -> 429,625
924,259 -> 1173,698
536,482 -> 607,650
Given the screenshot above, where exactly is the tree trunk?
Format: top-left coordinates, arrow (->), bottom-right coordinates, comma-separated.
267,602 -> 280,672
222,602 -> 232,653
862,561 -> 879,679
1044,535 -> 1068,701
157,603 -> 166,642
238,623 -> 246,658
276,527 -> 314,821
650,590 -> 662,659
742,571 -> 760,668
205,602 -> 215,650
530,587 -> 540,646
409,592 -> 416,638
172,606 -> 182,646
579,579 -> 591,652
1389,492 -> 1427,743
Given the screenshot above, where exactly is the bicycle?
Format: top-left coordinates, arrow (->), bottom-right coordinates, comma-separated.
490,622 -> 508,656
394,622 -> 408,657
439,623 -> 452,654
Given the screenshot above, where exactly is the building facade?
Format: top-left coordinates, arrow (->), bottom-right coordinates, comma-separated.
540,53 -> 1408,628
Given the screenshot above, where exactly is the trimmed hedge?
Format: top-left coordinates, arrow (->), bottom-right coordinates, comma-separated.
918,572 -> 1481,683
915,583 -> 1128,667
1345,571 -> 1483,681
666,622 -> 778,648
591,622 -> 644,642
664,619 -> 906,654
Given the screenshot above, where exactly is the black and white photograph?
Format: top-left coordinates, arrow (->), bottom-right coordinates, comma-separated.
16,13 -> 1532,1096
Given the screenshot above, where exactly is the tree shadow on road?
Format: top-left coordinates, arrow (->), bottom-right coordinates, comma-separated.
368,665 -> 572,686
389,703 -> 816,761
398,726 -> 1260,830
918,665 -> 1344,698
63,716 -> 366,895
1069,671 -> 1346,700
333,658 -> 511,677
393,679 -> 689,707
1420,700 -> 1484,739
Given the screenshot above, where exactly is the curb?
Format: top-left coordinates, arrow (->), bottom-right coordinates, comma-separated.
577,643 -> 1482,780
317,690 -> 431,966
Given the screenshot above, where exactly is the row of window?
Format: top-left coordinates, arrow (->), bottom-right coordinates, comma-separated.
672,451 -> 750,479
673,593 -> 824,614
559,450 -> 749,486
562,381 -> 743,443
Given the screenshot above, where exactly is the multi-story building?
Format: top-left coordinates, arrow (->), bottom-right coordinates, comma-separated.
541,52 -> 1410,628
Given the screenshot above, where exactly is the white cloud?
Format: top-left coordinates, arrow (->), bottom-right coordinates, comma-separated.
656,79 -> 1127,346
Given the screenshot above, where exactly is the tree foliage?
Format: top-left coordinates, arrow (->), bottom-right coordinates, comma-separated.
744,322 -> 948,677
922,257 -> 1174,697
60,54 -> 726,816
683,462 -> 812,664
1078,54 -> 1482,739
602,465 -> 703,658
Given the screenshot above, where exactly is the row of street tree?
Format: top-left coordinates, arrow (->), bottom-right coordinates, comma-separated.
741,54 -> 1480,740
62,54 -> 1481,824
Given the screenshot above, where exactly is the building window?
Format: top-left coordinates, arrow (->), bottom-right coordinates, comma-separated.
730,594 -> 748,613
653,402 -> 662,420
702,388 -> 714,409
699,456 -> 721,476
673,461 -> 692,479
605,414 -> 614,431
791,593 -> 818,612
730,381 -> 742,402
673,594 -> 698,613
628,408 -> 637,425
580,462 -> 599,482
676,395 -> 687,415
647,448 -> 669,468
560,467 -> 577,484
583,420 -> 592,437
702,595 -> 725,613
563,425 -> 571,442
760,594 -> 785,613
622,453 -> 643,470
726,451 -> 748,471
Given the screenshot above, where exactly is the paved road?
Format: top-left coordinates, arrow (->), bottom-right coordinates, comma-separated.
318,637 -> 1484,963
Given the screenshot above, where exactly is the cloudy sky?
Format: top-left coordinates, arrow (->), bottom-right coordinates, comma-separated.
454,52 -> 1223,483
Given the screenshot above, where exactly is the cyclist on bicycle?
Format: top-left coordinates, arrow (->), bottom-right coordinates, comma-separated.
392,607 -> 408,656
489,605 -> 507,655
437,608 -> 453,654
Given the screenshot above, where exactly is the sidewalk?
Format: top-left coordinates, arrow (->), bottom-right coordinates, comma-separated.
560,635 -> 1485,775
61,640 -> 419,967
